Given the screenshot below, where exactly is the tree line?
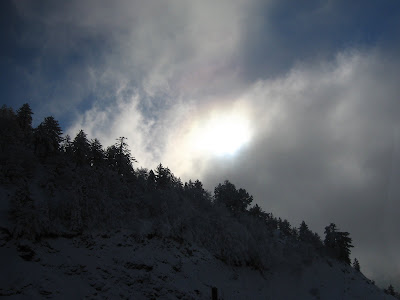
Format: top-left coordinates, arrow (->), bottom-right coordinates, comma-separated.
3,103 -> 398,295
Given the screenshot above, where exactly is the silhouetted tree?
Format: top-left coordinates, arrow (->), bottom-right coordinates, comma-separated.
184,179 -> 210,205
16,103 -> 33,145
34,116 -> 62,156
385,284 -> 396,296
106,137 -> 136,178
324,223 -> 353,264
72,130 -> 90,166
147,169 -> 156,191
336,231 -> 353,264
214,180 -> 253,214
154,163 -> 172,189
299,221 -> 313,242
61,134 -> 73,155
353,258 -> 360,272
278,218 -> 292,236
311,232 -> 324,249
0,105 -> 20,151
249,204 -> 267,219
16,103 -> 33,130
89,138 -> 105,167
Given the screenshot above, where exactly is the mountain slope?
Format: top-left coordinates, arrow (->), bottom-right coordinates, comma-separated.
0,229 -> 393,299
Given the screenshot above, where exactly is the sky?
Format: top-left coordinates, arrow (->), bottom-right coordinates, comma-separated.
2,0 -> 400,288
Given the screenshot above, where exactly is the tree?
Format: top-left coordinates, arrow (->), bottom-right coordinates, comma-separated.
385,284 -> 396,296
324,223 -> 353,264
154,163 -> 172,189
249,204 -> 267,219
299,221 -> 314,242
33,116 -> 63,156
72,130 -> 90,166
17,103 -> 33,129
61,134 -> 73,155
147,170 -> 156,191
184,179 -> 210,205
324,223 -> 337,249
0,105 -> 20,151
106,137 -> 136,177
89,138 -> 105,167
353,258 -> 360,272
16,103 -> 33,145
278,218 -> 292,236
335,231 -> 353,264
214,180 -> 253,214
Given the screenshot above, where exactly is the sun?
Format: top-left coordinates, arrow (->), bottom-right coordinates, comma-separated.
192,112 -> 252,156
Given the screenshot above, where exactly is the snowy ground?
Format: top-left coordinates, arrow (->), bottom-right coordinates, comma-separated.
0,228 -> 394,299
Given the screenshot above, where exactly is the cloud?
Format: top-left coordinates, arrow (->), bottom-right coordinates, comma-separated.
10,0 -> 400,288
196,49 -> 400,284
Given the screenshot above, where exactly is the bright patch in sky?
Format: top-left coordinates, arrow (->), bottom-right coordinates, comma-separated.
192,112 -> 252,156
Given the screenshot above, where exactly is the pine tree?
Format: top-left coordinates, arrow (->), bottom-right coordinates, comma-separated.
61,134 -> 73,155
324,223 -> 353,264
72,130 -> 90,166
249,204 -> 266,219
385,284 -> 396,296
278,218 -> 292,236
147,170 -> 156,191
353,258 -> 360,272
299,221 -> 314,242
89,138 -> 105,167
34,116 -> 63,156
324,223 -> 337,249
154,163 -> 172,189
336,231 -> 353,264
16,103 -> 33,145
0,105 -> 20,151
214,180 -> 253,214
108,137 -> 137,177
184,179 -> 210,205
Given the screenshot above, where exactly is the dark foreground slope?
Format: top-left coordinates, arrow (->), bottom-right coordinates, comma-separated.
0,228 -> 393,299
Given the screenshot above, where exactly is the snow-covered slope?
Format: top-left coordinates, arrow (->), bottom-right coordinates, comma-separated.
0,229 -> 394,299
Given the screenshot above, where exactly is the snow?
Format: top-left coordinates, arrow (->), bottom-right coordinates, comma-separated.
0,229 -> 395,299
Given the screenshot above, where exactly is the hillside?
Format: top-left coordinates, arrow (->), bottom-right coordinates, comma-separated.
0,103 -> 398,299
0,229 -> 392,299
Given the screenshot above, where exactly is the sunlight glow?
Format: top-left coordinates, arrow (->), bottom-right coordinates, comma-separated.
192,112 -> 252,156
